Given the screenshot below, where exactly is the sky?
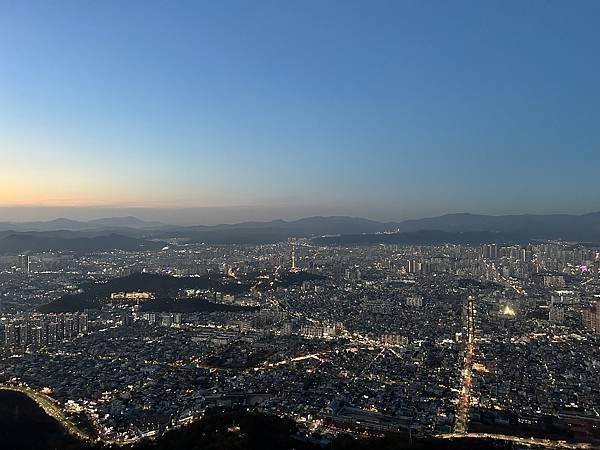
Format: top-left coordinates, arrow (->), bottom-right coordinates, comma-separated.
1,1 -> 599,224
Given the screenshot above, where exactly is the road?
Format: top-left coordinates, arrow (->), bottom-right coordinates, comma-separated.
0,384 -> 148,446
0,384 -> 94,442
454,295 -> 475,434
438,432 -> 595,449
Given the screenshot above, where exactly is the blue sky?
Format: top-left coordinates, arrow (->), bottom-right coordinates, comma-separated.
1,1 -> 599,223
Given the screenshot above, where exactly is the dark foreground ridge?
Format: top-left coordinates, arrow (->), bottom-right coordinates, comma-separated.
0,390 -> 90,450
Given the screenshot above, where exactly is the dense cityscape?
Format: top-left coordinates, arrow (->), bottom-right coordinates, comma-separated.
3,2 -> 600,449
1,233 -> 599,448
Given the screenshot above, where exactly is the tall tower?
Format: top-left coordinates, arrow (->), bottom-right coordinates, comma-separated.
289,239 -> 300,273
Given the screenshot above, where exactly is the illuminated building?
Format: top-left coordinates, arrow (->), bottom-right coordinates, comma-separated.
405,295 -> 424,307
110,292 -> 155,301
582,301 -> 600,334
548,305 -> 565,324
500,304 -> 516,317
481,244 -> 498,259
17,254 -> 30,272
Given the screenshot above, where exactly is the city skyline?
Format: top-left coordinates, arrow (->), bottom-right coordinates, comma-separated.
2,1 -> 600,221
3,3 -> 600,450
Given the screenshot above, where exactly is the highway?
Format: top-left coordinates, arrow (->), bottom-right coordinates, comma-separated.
437,432 -> 595,449
0,384 -> 146,446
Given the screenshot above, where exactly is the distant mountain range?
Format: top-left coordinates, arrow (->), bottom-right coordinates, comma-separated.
394,212 -> 600,235
1,212 -> 600,252
157,212 -> 600,244
0,216 -> 165,232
